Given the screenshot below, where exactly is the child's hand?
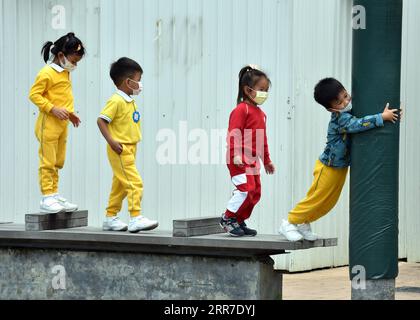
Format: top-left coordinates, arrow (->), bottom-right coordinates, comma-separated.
110,139 -> 123,155
51,106 -> 69,120
265,162 -> 275,175
382,103 -> 400,123
233,155 -> 244,168
69,112 -> 81,128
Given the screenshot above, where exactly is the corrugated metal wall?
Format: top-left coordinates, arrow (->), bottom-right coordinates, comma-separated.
0,0 -> 418,271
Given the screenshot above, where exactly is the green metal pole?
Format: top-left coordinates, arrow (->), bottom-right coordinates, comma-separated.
350,0 -> 402,300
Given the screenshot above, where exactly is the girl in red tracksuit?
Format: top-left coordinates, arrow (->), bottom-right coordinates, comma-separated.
220,65 -> 276,237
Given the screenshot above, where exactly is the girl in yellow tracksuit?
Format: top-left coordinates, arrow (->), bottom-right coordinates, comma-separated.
29,32 -> 85,214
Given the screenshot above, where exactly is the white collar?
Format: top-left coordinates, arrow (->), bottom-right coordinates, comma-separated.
49,63 -> 65,73
116,89 -> 134,102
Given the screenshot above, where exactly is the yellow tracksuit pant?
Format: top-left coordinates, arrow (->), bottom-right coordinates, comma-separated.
288,159 -> 348,225
106,144 -> 143,218
35,113 -> 68,196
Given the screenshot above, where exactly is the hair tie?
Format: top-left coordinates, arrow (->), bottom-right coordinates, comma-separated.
248,64 -> 260,71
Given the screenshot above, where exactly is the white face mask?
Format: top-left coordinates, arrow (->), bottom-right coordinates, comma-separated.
339,103 -> 353,113
249,88 -> 269,105
60,56 -> 77,72
128,79 -> 143,96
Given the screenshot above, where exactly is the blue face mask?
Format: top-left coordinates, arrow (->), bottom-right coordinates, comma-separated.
340,103 -> 353,113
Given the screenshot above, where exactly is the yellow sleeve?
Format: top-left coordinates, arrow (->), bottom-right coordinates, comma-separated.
99,98 -> 119,123
28,71 -> 54,114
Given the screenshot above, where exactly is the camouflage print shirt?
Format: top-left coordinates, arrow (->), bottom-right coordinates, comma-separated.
319,111 -> 384,168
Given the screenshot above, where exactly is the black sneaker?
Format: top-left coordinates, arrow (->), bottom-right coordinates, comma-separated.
240,222 -> 257,237
220,216 -> 245,237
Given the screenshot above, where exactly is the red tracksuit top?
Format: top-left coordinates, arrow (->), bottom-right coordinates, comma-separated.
226,102 -> 271,169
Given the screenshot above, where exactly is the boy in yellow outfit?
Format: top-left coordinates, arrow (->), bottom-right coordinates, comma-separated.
279,78 -> 400,242
29,33 -> 85,213
97,57 -> 158,233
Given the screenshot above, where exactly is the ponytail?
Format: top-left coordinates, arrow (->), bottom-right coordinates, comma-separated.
237,66 -> 254,105
41,41 -> 54,63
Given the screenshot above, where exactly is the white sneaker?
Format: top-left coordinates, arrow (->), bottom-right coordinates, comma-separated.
297,223 -> 318,241
40,196 -> 65,214
103,216 -> 128,232
128,216 -> 159,233
279,219 -> 304,242
54,194 -> 78,212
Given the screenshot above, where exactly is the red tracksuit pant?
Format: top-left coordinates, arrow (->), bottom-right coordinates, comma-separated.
224,164 -> 261,224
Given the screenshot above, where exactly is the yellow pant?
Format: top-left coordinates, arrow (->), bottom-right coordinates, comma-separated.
288,160 -> 348,225
106,144 -> 143,218
35,113 -> 68,196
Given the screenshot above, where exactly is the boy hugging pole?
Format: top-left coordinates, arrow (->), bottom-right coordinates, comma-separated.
350,0 -> 402,300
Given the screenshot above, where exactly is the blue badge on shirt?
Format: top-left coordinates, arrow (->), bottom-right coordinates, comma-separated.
132,111 -> 141,123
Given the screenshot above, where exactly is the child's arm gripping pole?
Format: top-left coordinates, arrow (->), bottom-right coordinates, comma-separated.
336,112 -> 384,134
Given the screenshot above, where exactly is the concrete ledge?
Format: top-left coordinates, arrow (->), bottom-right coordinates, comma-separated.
0,224 -> 338,300
0,224 -> 338,258
0,248 -> 282,300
